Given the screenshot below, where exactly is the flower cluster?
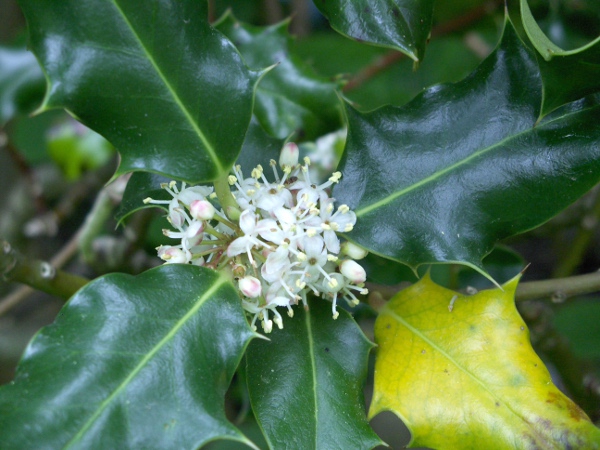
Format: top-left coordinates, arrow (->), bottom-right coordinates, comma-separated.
145,143 -> 368,333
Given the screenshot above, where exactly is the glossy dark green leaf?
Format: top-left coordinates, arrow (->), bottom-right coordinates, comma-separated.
235,116 -> 285,179
115,117 -> 283,224
18,0 -> 258,183
115,172 -> 171,224
215,13 -> 341,140
0,46 -> 45,126
456,245 -> 525,290
0,265 -> 257,449
334,19 -> 600,279
245,298 -> 382,450
361,252 -> 417,285
314,0 -> 434,62
520,0 -> 600,116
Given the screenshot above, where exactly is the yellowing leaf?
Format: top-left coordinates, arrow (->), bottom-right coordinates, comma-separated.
370,274 -> 600,449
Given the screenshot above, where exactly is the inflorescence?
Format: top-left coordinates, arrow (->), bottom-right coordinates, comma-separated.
144,143 -> 368,333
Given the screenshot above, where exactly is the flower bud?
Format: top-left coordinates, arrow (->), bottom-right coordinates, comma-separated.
232,264 -> 246,278
279,142 -> 299,169
190,199 -> 215,220
340,260 -> 366,284
157,246 -> 187,264
226,205 -> 241,222
341,242 -> 368,260
239,276 -> 262,298
262,319 -> 273,333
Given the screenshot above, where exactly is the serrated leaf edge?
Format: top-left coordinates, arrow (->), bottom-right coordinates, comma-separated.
62,273 -> 234,449
105,1 -> 222,173
369,274 -> 566,447
520,0 -> 600,60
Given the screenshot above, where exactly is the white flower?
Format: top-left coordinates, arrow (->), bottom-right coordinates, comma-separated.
149,142 -> 367,333
226,210 -> 276,264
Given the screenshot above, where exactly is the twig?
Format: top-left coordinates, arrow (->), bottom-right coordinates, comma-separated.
1,132 -> 46,213
553,187 -> 600,278
0,231 -> 81,316
24,159 -> 116,238
368,269 -> 600,305
1,240 -> 88,299
290,0 -> 311,37
515,271 -> 600,302
263,0 -> 284,24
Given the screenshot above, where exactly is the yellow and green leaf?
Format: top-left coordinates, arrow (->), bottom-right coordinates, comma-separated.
370,274 -> 600,449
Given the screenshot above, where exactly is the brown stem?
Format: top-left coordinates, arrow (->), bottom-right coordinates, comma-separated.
2,133 -> 46,214
343,0 -> 503,93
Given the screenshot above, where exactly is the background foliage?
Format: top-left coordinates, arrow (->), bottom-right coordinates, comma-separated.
1,0 -> 600,448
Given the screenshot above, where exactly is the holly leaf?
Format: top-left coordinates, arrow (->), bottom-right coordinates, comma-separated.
370,274 -> 600,449
215,12 -> 341,140
520,0 -> 600,116
334,18 -> 600,280
115,116 -> 283,224
0,46 -> 45,126
18,0 -> 258,183
0,265 -> 258,449
314,0 -> 434,62
115,171 -> 171,225
245,298 -> 382,450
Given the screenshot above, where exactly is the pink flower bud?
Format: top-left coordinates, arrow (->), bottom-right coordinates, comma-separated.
157,246 -> 187,264
190,200 -> 215,220
239,276 -> 262,298
340,260 -> 366,284
279,142 -> 299,169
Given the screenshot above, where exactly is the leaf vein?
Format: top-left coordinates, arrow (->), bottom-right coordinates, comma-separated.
355,129 -> 532,217
382,306 -> 550,442
109,0 -> 222,173
62,276 -> 228,448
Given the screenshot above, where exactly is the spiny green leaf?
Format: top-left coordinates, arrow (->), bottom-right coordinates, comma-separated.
18,0 -> 258,183
246,298 -> 382,450
0,265 -> 258,449
370,274 -> 600,449
215,12 -> 342,140
314,0 -> 434,62
115,116 -> 283,224
334,18 -> 600,279
115,171 -> 171,225
0,46 -> 45,126
520,0 -> 600,116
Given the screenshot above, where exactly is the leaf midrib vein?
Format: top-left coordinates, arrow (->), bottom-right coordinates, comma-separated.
305,309 -> 319,449
382,306 -> 547,440
355,130 -> 527,217
62,277 -> 227,449
109,0 -> 222,173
